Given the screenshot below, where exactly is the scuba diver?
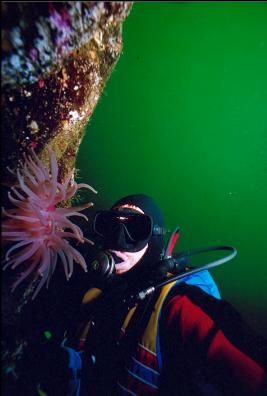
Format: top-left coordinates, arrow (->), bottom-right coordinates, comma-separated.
61,194 -> 266,396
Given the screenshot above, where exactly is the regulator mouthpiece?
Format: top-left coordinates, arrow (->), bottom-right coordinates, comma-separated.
89,250 -> 118,281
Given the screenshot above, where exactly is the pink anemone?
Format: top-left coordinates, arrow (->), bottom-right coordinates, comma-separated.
2,146 -> 97,299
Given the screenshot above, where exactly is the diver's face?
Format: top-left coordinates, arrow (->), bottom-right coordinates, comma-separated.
109,204 -> 148,275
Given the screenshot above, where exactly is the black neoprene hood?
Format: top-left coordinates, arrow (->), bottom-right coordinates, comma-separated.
112,194 -> 165,231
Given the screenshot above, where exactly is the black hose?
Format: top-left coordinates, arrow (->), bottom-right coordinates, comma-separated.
136,245 -> 237,300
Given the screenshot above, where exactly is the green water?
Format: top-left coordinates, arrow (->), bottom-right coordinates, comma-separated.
77,2 -> 267,335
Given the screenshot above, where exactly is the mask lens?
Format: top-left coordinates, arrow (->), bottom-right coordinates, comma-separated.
123,215 -> 152,241
93,210 -> 152,242
94,211 -> 118,237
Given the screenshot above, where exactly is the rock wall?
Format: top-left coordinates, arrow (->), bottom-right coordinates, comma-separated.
1,2 -> 132,393
2,2 -> 132,190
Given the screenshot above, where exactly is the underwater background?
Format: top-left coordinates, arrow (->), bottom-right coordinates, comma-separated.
77,2 -> 267,336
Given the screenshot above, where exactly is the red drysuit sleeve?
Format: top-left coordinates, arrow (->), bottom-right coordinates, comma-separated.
163,288 -> 266,395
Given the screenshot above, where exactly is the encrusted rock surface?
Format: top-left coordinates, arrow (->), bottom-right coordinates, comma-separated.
1,2 -> 132,393
2,1 -> 132,190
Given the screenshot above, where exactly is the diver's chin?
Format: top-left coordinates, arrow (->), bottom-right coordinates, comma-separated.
114,261 -> 131,274
109,250 -> 132,274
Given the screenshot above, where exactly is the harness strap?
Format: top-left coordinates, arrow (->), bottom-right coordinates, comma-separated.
117,287 -> 162,374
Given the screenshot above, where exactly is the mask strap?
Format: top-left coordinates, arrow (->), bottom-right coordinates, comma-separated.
152,225 -> 166,236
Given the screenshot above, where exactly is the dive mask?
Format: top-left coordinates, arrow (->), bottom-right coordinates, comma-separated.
93,209 -> 164,252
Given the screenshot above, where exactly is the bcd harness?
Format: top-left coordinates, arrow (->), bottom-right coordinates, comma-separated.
77,270 -> 221,394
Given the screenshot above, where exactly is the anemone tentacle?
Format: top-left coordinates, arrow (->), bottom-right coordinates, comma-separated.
2,146 -> 97,298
